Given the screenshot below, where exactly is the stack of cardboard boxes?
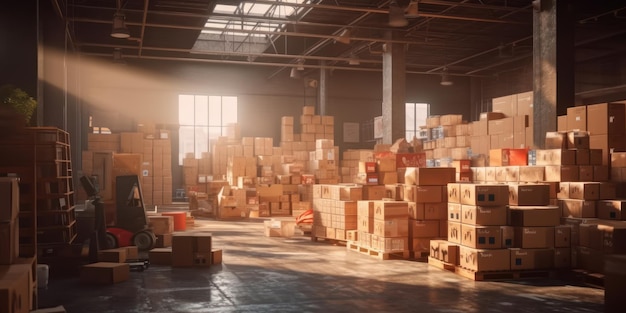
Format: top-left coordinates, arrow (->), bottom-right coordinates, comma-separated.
148,232 -> 222,268
421,114 -> 472,167
352,200 -> 410,258
1,177 -> 37,312
312,184 -> 360,241
340,150 -> 375,183
309,139 -> 340,184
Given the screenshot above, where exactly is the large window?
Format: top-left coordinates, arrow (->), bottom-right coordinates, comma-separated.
178,95 -> 238,164
406,102 -> 430,140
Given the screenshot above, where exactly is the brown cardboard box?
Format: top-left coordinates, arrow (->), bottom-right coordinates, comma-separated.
148,215 -> 174,235
415,185 -> 444,203
590,149 -> 604,165
599,181 -> 616,199
461,224 -> 502,249
557,115 -> 568,132
544,165 -> 579,182
0,178 -> 19,222
604,255 -> 626,312
568,182 -> 600,200
171,234 -> 195,267
598,200 -> 626,220
460,205 -> 507,226
508,184 -> 550,206
567,131 -> 591,149
0,266 -> 30,313
579,165 -> 594,182
0,221 -> 18,265
447,203 -> 461,222
404,167 -> 456,186
488,117 -> 514,135
447,183 -> 461,203
586,102 -> 626,136
374,218 -> 409,237
459,246 -> 510,272
440,242 -> 460,265
447,221 -> 462,244
518,166 -> 545,182
545,132 -> 567,149
509,206 -> 560,227
598,222 -> 626,254
362,185 -> 386,200
510,248 -> 554,270
516,91 -> 533,116
460,184 -> 509,206
560,199 -> 596,218
81,262 -> 130,284
501,226 -> 515,248
193,252 -> 211,267
211,249 -> 222,265
514,226 -> 555,248
148,248 -> 172,265
429,239 -> 442,260
575,246 -> 605,273
492,95 -> 516,116
555,225 -> 571,248
471,120 -> 488,136
536,149 -> 576,166
98,248 -> 128,263
373,201 -> 408,220
409,220 -> 439,238
408,202 -> 424,220
574,149 -> 590,165
567,106 -> 587,131
155,233 -> 172,248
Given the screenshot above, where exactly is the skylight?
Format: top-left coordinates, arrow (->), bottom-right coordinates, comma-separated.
193,0 -> 310,55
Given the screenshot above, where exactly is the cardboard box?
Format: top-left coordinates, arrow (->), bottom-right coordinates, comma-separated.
567,131 -> 590,149
440,242 -> 460,265
362,185 -> 386,200
575,246 -> 605,273
460,205 -> 507,226
414,185 -> 444,203
501,226 -> 515,248
0,266 -> 30,313
555,225 -> 571,248
409,219 -> 439,238
374,218 -> 409,237
0,221 -> 18,265
155,233 -> 172,248
544,165 -> 579,182
80,262 -> 130,284
568,182 -> 600,200
404,167 -> 456,186
508,184 -> 550,206
447,203 -> 461,222
460,184 -> 509,206
554,247 -> 571,268
586,102 -> 626,136
545,132 -> 567,149
148,215 -> 174,235
148,248 -> 172,265
598,200 -> 626,220
461,224 -> 502,249
509,206 -> 560,227
429,239 -> 443,260
567,106 -> 587,131
98,248 -> 128,263
373,201 -> 408,220
0,178 -> 19,222
459,246 -> 510,272
560,199 -> 596,218
447,221 -> 462,244
489,149 -> 528,166
510,248 -> 554,270
518,166 -> 545,182
211,249 -> 222,265
514,227 -> 555,248
536,149 -> 576,166
447,183 -> 461,203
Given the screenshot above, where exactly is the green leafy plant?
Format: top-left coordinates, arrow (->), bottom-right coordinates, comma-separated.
0,84 -> 37,124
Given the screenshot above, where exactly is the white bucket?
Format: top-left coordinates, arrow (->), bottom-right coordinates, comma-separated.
37,264 -> 49,288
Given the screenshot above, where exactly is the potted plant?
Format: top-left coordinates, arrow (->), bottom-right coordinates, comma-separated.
0,84 -> 37,125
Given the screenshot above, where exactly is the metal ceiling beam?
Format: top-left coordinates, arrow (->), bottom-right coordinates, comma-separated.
420,0 -> 532,12
138,0 -> 150,56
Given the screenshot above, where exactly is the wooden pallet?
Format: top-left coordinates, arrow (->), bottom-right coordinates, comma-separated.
570,269 -> 605,289
455,266 -> 557,281
428,257 -> 457,272
346,242 -> 410,260
311,236 -> 347,246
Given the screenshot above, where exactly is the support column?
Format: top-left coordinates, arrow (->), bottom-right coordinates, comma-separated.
533,0 -> 575,148
319,61 -> 328,116
382,33 -> 406,144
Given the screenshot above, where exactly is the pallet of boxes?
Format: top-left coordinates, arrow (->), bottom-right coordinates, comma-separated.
1,178 -> 38,313
148,232 -> 222,268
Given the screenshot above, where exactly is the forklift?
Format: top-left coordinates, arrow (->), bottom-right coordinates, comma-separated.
80,175 -> 156,251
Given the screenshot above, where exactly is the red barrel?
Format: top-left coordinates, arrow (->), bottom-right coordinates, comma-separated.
161,212 -> 187,231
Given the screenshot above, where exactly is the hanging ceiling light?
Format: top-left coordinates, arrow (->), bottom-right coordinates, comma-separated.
111,12 -> 130,38
296,59 -> 305,71
389,1 -> 408,27
440,67 -> 453,86
290,67 -> 301,79
405,1 -> 419,18
335,29 -> 351,44
348,53 -> 360,65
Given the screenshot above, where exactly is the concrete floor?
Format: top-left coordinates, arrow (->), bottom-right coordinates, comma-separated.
39,218 -> 605,313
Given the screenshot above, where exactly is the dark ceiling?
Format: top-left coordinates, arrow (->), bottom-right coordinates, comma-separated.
53,0 -> 626,80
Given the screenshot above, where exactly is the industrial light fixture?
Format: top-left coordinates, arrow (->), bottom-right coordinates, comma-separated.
348,53 -> 360,65
335,29 -> 351,44
405,1 -> 419,18
290,67 -> 301,79
440,67 -> 453,86
389,1 -> 408,27
296,59 -> 305,71
111,0 -> 130,38
113,48 -> 125,64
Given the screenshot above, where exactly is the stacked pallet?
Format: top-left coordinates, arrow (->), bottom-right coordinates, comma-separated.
340,149 -> 374,183
421,114 -> 472,168
404,167 -> 455,258
309,139 -> 339,184
0,178 -> 38,311
312,184 -> 360,241
350,200 -> 410,260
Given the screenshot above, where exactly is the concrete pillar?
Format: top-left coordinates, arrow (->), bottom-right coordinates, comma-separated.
382,32 -> 406,144
533,0 -> 575,148
319,61 -> 327,116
